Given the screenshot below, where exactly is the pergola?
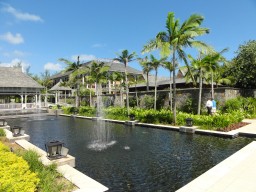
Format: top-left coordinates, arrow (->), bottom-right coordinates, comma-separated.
49,80 -> 73,104
0,67 -> 44,110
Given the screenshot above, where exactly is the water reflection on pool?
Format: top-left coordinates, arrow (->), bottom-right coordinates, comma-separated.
7,115 -> 254,192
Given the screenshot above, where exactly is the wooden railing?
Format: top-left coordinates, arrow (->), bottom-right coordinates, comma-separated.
0,103 -> 40,110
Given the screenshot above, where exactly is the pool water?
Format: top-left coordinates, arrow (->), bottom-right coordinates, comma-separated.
7,115 -> 254,192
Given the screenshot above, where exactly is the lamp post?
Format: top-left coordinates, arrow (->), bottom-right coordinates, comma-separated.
0,119 -> 6,126
185,118 -> 193,127
45,140 -> 64,160
11,126 -> 23,137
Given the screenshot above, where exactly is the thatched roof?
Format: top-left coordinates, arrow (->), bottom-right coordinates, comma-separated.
49,70 -> 73,79
49,80 -> 72,91
0,67 -> 43,88
83,60 -> 143,75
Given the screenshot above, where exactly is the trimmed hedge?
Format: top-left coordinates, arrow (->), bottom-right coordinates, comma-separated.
0,142 -> 39,192
62,106 -> 247,130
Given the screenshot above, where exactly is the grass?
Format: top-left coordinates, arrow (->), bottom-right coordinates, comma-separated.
0,136 -> 77,192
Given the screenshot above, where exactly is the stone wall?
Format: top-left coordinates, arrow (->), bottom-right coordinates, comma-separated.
85,87 -> 256,109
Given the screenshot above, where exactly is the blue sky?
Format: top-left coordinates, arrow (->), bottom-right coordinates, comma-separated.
0,0 -> 256,77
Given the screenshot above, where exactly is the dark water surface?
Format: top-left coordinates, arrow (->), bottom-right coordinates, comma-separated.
7,115 -> 254,192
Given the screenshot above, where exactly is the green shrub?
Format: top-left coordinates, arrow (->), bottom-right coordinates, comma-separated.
141,95 -> 154,109
0,143 -> 39,192
176,110 -> 245,131
131,108 -> 172,124
0,141 -> 9,152
0,129 -> 6,137
129,97 -> 138,107
21,150 -> 73,192
79,106 -> 96,116
104,107 -> 128,120
62,106 -> 79,115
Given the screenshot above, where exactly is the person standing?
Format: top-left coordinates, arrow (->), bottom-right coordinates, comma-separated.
211,98 -> 216,114
206,98 -> 213,115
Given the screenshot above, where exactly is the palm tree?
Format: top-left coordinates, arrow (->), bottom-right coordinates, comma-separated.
187,53 -> 207,114
40,70 -> 52,106
89,61 -> 110,111
114,50 -> 136,116
142,12 -> 209,124
59,56 -> 83,107
204,48 -> 228,98
148,55 -> 167,110
109,71 -> 125,106
138,56 -> 153,91
212,66 -> 232,88
162,60 -> 177,110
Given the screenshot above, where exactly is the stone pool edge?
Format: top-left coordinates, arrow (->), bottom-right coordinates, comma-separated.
0,124 -> 109,192
61,114 -> 256,139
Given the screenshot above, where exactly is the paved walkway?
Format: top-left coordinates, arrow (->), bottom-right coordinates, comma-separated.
177,119 -> 256,192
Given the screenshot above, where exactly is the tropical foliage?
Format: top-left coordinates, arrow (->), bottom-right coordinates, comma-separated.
142,12 -> 210,124
223,40 -> 256,88
114,50 -> 137,115
0,142 -> 40,192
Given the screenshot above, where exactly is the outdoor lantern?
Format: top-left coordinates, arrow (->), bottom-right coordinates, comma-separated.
11,126 -> 22,137
0,119 -> 6,126
73,108 -> 78,115
129,114 -> 135,121
45,140 -> 64,160
185,118 -> 193,127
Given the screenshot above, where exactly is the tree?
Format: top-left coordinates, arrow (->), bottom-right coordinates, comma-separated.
114,50 -> 136,116
40,70 -> 53,105
88,62 -> 110,114
142,12 -> 209,124
148,55 -> 167,110
162,60 -> 177,110
204,49 -> 228,98
138,56 -> 153,91
187,53 -> 208,114
224,40 -> 256,88
109,72 -> 125,106
59,56 -> 83,107
186,50 -> 227,114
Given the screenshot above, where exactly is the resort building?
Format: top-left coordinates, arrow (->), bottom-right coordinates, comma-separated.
0,67 -> 44,110
49,59 -> 144,96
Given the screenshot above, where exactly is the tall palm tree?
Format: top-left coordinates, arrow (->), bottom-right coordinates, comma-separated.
204,48 -> 228,98
148,55 -> 167,110
142,12 -> 209,124
59,56 -> 83,107
108,71 -> 124,106
40,70 -> 52,105
138,56 -> 153,92
162,60 -> 177,110
89,62 -> 110,108
187,53 -> 206,114
114,50 -> 136,116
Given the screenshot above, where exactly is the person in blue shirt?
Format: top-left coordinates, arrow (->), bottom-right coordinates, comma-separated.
211,98 -> 216,115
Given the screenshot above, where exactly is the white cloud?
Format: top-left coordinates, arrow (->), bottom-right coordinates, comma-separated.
0,58 -> 30,72
2,50 -> 27,57
44,62 -> 62,71
0,32 -> 24,44
2,5 -> 43,22
92,43 -> 106,48
13,50 -> 26,57
71,54 -> 96,62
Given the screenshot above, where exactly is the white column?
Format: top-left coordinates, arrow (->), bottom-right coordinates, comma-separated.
25,95 -> 27,109
21,95 -> 23,109
55,92 -> 58,104
38,94 -> 41,108
35,94 -> 38,108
